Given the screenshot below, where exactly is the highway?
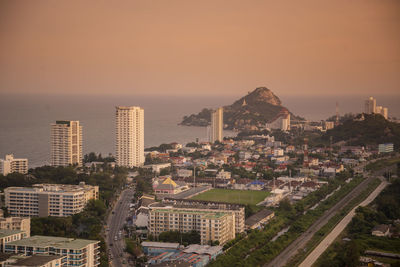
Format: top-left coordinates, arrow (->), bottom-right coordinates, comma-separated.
106,188 -> 134,267
264,175 -> 376,267
298,177 -> 388,267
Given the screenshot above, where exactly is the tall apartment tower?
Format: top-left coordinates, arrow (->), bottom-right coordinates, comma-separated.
115,106 -> 144,167
51,121 -> 82,166
210,107 -> 223,143
364,97 -> 376,114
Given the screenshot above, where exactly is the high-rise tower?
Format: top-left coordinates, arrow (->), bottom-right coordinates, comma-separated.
115,106 -> 144,167
210,107 -> 223,143
51,121 -> 82,166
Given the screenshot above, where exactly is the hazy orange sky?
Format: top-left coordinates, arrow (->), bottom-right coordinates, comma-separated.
0,0 -> 399,97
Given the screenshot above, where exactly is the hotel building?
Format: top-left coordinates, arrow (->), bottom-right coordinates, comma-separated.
148,202 -> 236,245
5,235 -> 100,267
0,154 -> 28,176
51,121 -> 83,167
210,107 -> 223,143
4,183 -> 99,217
162,198 -> 245,234
115,106 -> 144,167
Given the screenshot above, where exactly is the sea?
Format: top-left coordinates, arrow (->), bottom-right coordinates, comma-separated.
0,93 -> 399,167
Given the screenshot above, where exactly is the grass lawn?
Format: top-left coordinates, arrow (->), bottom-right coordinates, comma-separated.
190,188 -> 270,205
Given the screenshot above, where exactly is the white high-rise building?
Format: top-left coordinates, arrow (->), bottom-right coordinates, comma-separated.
210,107 -> 223,143
115,106 -> 144,167
51,121 -> 82,167
365,97 -> 376,114
0,154 -> 28,175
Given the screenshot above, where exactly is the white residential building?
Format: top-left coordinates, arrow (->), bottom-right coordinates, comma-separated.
5,183 -> 99,217
0,155 -> 28,176
5,235 -> 100,267
51,121 -> 83,167
210,107 -> 223,143
115,106 -> 144,167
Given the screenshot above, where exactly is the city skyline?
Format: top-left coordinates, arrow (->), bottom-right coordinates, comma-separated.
1,1 -> 399,97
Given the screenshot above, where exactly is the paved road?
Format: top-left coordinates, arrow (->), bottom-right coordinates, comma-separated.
106,188 -> 134,267
264,176 -> 376,267
299,177 -> 388,267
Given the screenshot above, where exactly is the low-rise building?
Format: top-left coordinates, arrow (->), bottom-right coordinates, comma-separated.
5,236 -> 100,267
245,209 -> 275,230
378,143 -> 394,154
5,183 -> 99,217
6,254 -> 66,267
0,155 -> 28,176
0,230 -> 24,253
0,217 -> 30,238
371,224 -> 390,237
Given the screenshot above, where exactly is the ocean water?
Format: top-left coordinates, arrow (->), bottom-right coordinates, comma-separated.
0,93 -> 399,167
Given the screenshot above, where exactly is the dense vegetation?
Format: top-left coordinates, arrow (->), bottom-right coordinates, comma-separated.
148,230 -> 201,246
316,179 -> 400,267
31,199 -> 109,267
0,165 -> 128,205
209,175 -> 362,266
0,165 -> 128,267
322,113 -> 400,148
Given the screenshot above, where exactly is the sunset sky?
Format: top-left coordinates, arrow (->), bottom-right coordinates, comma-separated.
0,0 -> 399,97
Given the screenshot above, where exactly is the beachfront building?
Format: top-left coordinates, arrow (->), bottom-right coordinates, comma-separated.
0,154 -> 28,176
210,107 -> 223,143
4,235 -> 100,267
4,183 -> 99,217
115,106 -> 144,167
51,120 -> 83,167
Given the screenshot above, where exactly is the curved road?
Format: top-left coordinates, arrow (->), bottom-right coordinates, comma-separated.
264,175 -> 376,267
106,188 -> 134,267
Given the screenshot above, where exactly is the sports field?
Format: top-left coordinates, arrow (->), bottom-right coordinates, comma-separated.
190,188 -> 270,205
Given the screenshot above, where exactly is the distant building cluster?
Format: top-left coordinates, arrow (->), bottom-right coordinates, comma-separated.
266,110 -> 291,131
364,96 -> 388,119
0,154 -> 28,176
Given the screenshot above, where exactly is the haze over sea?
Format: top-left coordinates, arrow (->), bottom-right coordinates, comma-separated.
0,93 -> 399,167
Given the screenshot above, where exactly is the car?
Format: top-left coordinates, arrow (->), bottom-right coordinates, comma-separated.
114,236 -> 117,241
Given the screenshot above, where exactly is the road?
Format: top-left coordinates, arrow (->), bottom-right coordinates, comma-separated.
264,175 -> 376,267
299,177 -> 388,267
106,188 -> 134,267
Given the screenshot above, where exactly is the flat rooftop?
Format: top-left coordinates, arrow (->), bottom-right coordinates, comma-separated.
0,229 -> 23,238
7,236 -> 99,250
9,255 -> 65,266
152,208 -> 229,219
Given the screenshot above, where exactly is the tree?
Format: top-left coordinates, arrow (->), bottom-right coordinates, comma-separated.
344,241 -> 360,267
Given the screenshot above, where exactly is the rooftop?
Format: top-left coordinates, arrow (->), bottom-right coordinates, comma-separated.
7,236 -> 99,250
0,229 -> 23,238
151,207 -> 229,219
141,242 -> 180,249
9,255 -> 65,266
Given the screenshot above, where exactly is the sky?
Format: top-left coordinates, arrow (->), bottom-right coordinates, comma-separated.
0,0 -> 399,97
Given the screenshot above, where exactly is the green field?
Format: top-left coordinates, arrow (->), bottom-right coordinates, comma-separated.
191,189 -> 270,205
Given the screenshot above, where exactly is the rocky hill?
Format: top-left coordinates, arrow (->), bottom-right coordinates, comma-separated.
180,87 -> 299,130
